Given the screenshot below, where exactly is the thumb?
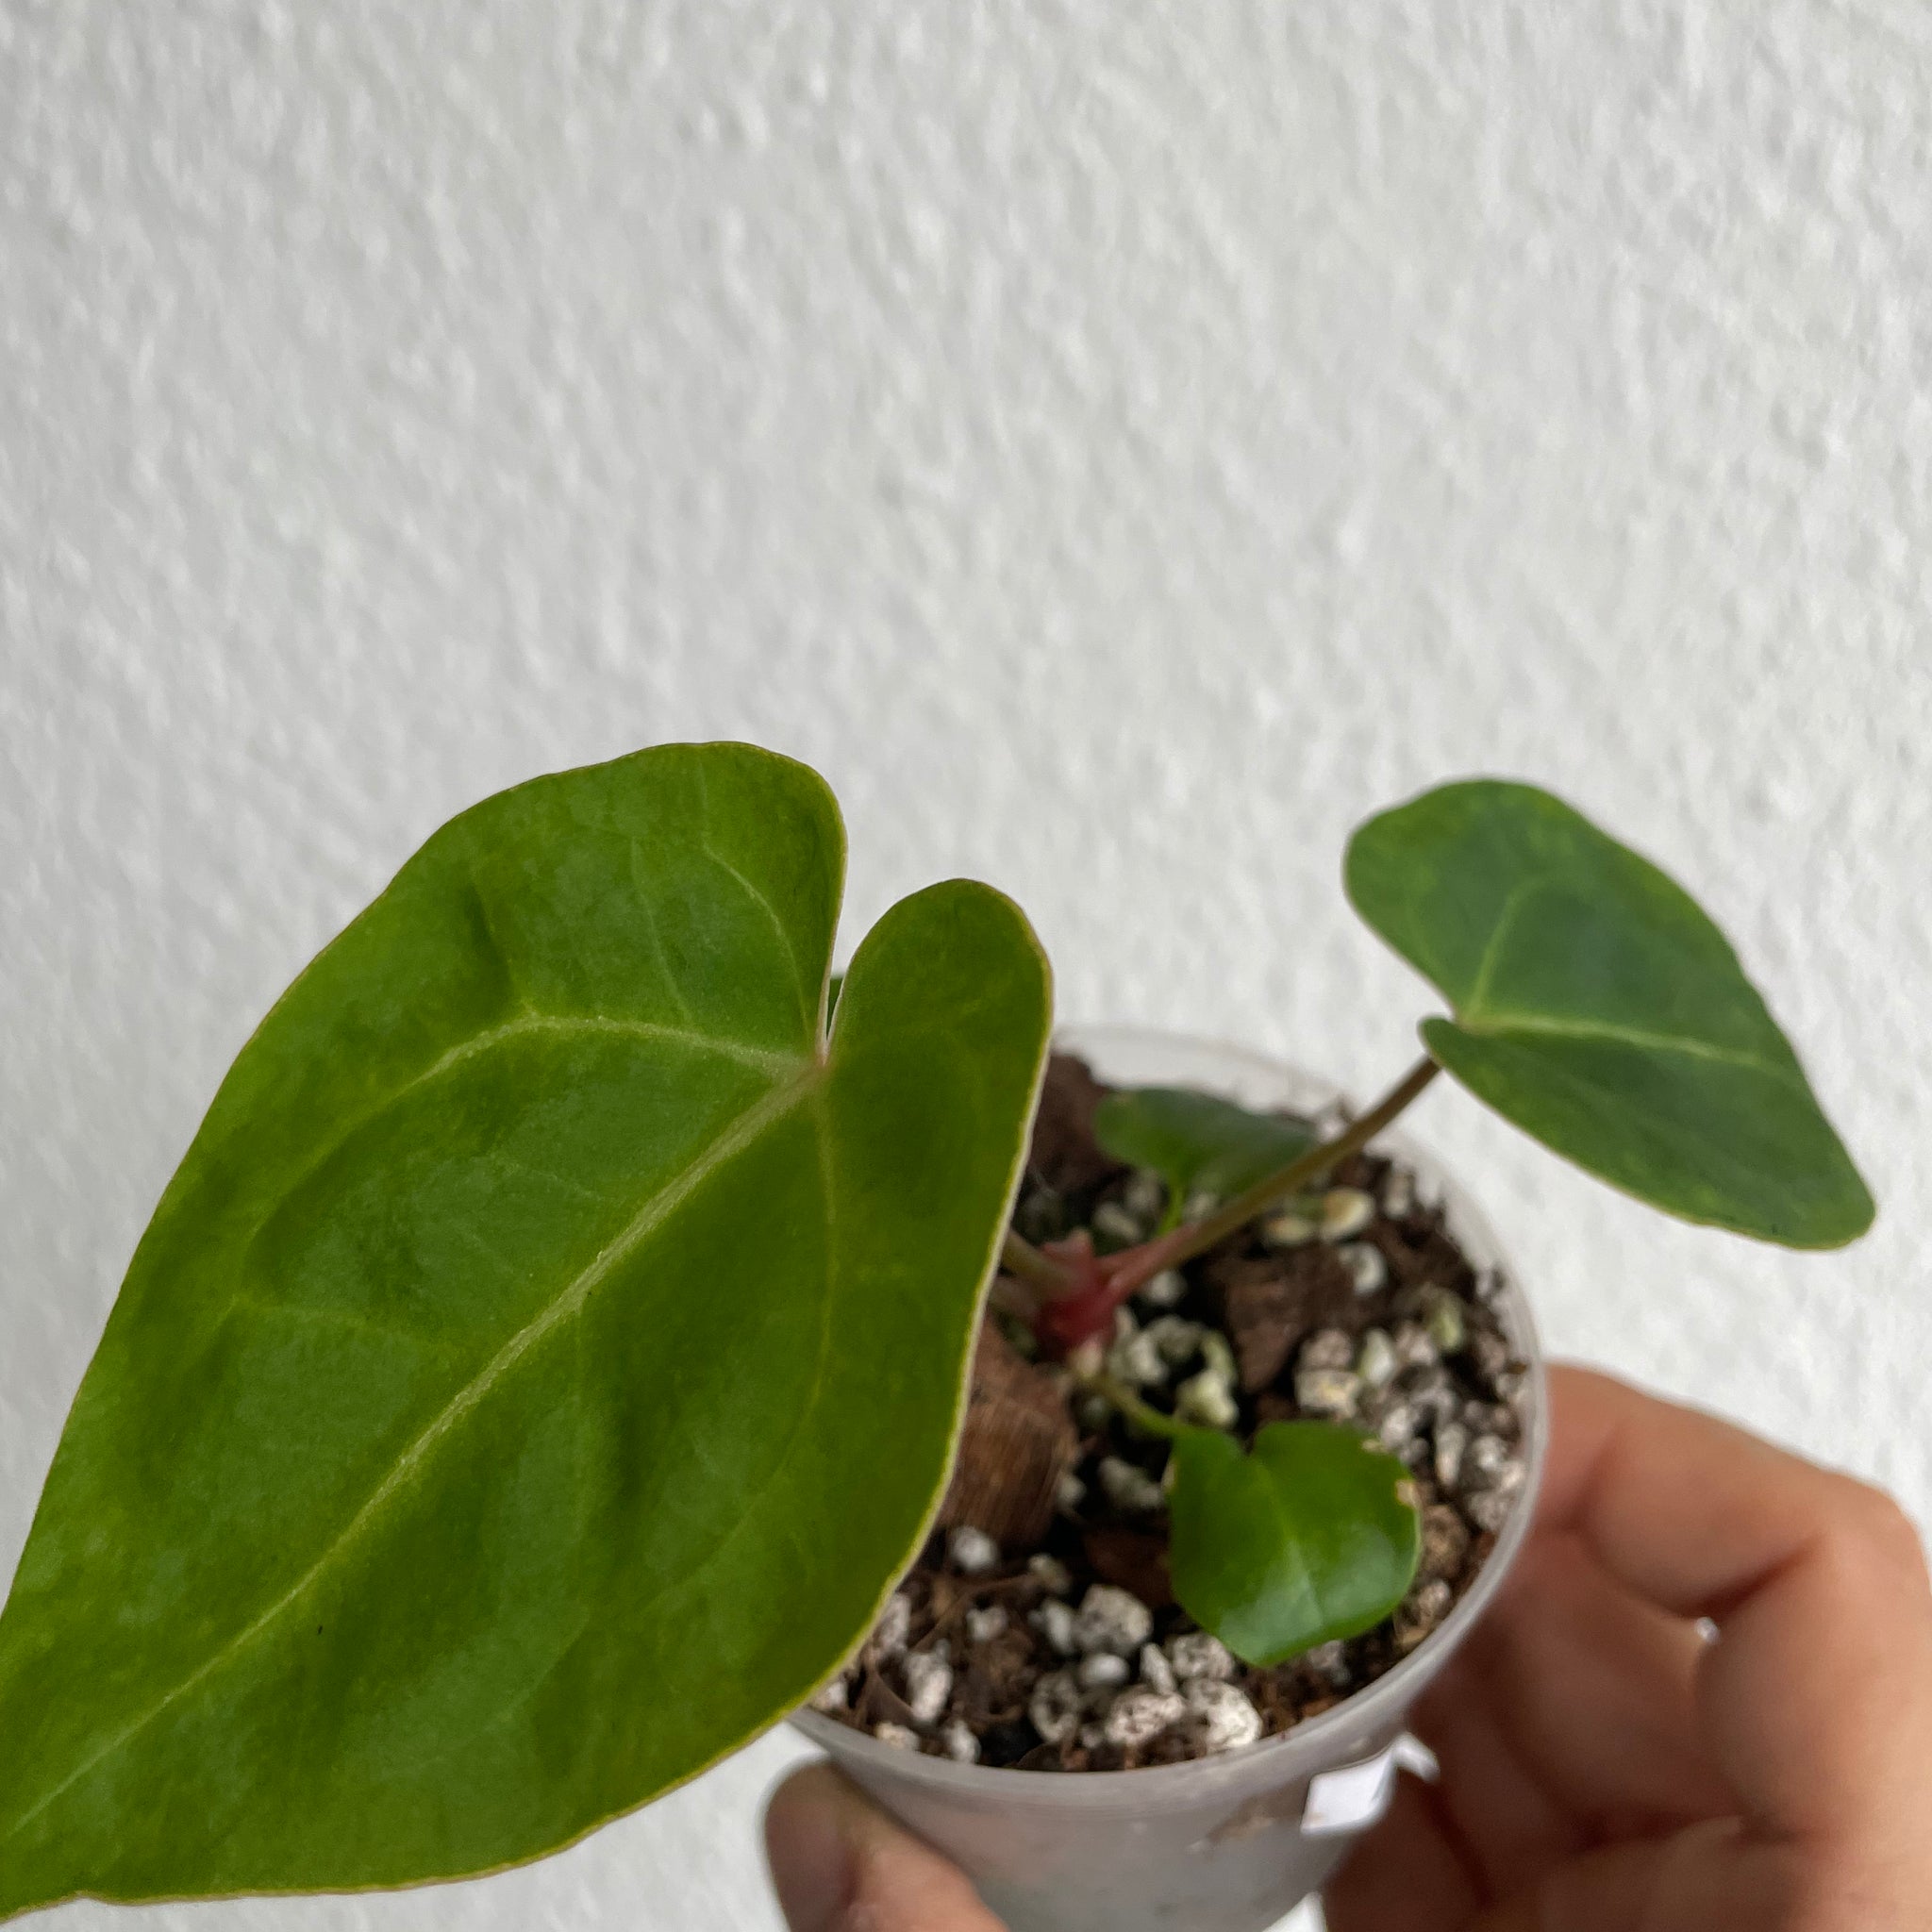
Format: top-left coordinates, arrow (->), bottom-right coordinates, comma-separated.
763,1763 -> 1008,1932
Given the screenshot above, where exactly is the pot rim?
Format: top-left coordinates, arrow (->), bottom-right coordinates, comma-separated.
791,1024 -> 1549,1803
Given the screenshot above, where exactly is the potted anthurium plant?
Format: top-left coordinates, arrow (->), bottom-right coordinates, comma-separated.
0,744 -> 1871,1932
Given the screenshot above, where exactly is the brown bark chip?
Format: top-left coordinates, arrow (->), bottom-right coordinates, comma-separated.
1220,1265 -> 1302,1392
937,1324 -> 1078,1546
957,1628 -> 1038,1727
1082,1526 -> 1175,1609
1028,1053 -> 1126,1196
1366,1217 -> 1478,1301
1217,1247 -> 1365,1391
1216,1230 -> 1420,1394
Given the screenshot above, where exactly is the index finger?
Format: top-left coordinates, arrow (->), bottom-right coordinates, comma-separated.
1536,1365 -> 1932,1843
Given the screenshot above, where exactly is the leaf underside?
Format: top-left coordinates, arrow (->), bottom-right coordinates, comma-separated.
0,743 -> 1051,1919
1344,780 -> 1873,1248
1167,1424 -> 1422,1667
1092,1088 -> 1314,1228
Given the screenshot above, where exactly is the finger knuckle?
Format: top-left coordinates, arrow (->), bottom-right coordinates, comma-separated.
1829,1478 -> 1927,1583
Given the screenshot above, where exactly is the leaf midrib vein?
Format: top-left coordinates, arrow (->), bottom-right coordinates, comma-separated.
1262,1476 -> 1323,1636
1448,868 -> 1795,1087
427,1012 -> 800,1082
391,1087 -> 841,1798
605,1086 -> 844,1640
1456,874 -> 1541,1016
1455,1009 -> 1800,1085
2,1061 -> 824,1850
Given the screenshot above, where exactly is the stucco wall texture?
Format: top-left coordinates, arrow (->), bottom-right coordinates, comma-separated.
4,5 -> 1929,1928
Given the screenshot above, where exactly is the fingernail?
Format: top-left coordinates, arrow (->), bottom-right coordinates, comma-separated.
764,1771 -> 855,1932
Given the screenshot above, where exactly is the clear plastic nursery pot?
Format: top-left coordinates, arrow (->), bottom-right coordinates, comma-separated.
791,1026 -> 1549,1932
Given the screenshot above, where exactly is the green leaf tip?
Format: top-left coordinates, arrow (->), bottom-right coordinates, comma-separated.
1167,1422 -> 1422,1667
1344,778 -> 1874,1249
1093,1088 -> 1315,1230
0,742 -> 1052,1920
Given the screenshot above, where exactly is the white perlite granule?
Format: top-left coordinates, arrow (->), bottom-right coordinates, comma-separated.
1031,1598 -> 1078,1655
1098,1457 -> 1166,1514
947,1525 -> 1000,1575
964,1604 -> 1008,1643
1077,1651 -> 1130,1690
1138,1641 -> 1175,1694
1165,1632 -> 1235,1681
1073,1585 -> 1154,1657
872,1592 -> 912,1657
1185,1679 -> 1263,1752
1102,1686 -> 1188,1749
1027,1670 -> 1083,1744
902,1651 -> 953,1725
940,1720 -> 979,1763
1027,1553 -> 1073,1594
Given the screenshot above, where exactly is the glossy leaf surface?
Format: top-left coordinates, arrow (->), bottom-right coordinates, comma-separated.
1345,780 -> 1873,1247
0,744 -> 1051,1919
1167,1424 -> 1421,1666
1092,1088 -> 1314,1228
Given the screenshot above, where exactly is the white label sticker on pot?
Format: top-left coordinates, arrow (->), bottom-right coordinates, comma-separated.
1302,1735 -> 1438,1838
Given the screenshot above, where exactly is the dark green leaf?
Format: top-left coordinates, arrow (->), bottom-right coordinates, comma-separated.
1167,1424 -> 1421,1666
1345,779 -> 1874,1248
1092,1088 -> 1314,1229
0,743 -> 1052,1919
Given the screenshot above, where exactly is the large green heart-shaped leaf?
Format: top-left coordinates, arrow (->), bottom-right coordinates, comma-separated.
1345,780 -> 1873,1247
0,743 -> 1051,1920
1093,1088 -> 1315,1229
1168,1424 -> 1421,1666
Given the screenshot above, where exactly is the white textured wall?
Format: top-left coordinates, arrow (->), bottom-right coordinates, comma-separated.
5,5 -> 1930,1928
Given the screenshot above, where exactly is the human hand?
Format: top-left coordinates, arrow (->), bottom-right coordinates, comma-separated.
1327,1365 -> 1932,1931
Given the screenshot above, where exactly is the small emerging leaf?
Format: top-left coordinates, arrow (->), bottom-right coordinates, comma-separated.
0,744 -> 1051,1920
1345,780 -> 1874,1248
1093,1088 -> 1314,1229
1167,1423 -> 1421,1666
